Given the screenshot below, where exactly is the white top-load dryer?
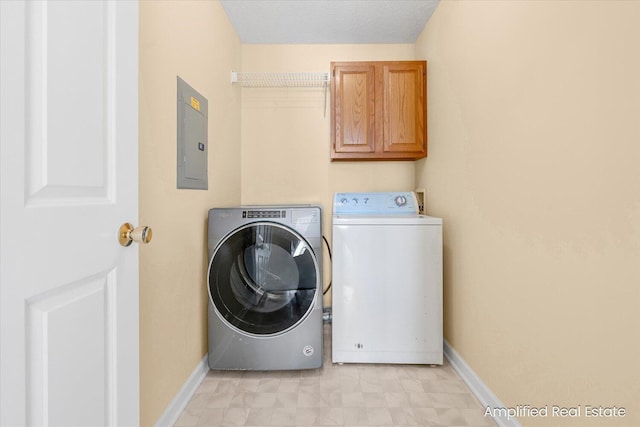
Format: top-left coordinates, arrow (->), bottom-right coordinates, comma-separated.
331,192 -> 443,365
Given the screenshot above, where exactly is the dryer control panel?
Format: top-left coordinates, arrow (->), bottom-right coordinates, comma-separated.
333,192 -> 418,215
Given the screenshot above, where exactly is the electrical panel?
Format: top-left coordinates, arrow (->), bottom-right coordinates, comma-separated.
177,76 -> 208,190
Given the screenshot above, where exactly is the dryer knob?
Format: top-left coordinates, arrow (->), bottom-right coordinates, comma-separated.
340,198 -> 348,204
395,195 -> 407,206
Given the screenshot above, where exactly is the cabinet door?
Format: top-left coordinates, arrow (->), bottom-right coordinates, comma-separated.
383,62 -> 426,156
332,63 -> 376,156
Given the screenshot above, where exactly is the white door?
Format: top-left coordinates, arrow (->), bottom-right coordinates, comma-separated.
0,1 -> 140,425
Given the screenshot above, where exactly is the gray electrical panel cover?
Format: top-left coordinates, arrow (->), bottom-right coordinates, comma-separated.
177,76 -> 208,190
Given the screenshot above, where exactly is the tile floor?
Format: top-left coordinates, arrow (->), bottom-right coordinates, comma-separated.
174,326 -> 498,427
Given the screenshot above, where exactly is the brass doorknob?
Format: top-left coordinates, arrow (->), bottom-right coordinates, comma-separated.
119,223 -> 153,247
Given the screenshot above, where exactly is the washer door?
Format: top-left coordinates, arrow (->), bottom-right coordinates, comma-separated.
208,222 -> 319,336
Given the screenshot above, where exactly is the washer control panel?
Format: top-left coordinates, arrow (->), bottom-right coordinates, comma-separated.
334,192 -> 418,215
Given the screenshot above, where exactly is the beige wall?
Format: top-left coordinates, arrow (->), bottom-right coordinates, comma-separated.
240,44 -> 418,304
416,1 -> 640,426
139,1 -> 241,425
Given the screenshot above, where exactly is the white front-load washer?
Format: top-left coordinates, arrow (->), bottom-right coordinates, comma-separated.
207,205 -> 323,370
331,192 -> 443,365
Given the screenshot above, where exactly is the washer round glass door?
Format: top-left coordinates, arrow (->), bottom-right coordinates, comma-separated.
208,222 -> 319,336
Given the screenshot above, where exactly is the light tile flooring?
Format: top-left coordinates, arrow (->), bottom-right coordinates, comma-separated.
174,326 -> 497,427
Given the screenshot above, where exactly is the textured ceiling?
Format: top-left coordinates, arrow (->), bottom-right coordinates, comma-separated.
220,0 -> 440,44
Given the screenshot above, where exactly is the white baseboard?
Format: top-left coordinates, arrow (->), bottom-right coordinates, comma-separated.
444,340 -> 521,427
154,354 -> 209,427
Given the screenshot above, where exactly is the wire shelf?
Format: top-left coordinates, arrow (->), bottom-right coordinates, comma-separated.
231,71 -> 330,88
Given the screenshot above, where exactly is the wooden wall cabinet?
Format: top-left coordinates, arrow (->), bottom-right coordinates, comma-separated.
330,61 -> 427,161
